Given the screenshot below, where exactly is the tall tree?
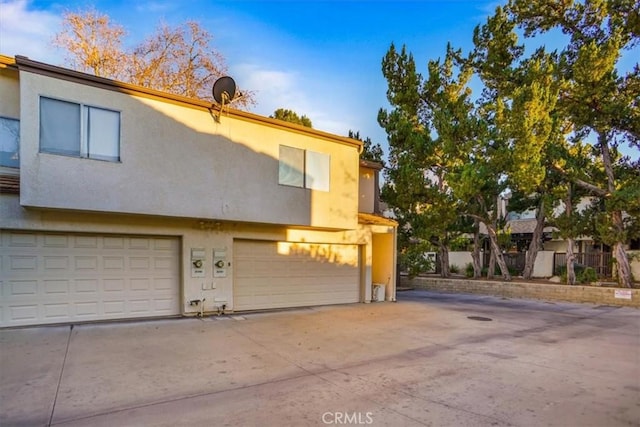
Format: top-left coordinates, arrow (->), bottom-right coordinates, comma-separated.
379,43 -> 480,278
551,142 -> 597,284
508,0 -> 640,287
472,6 -> 568,279
464,7 -> 537,281
128,21 -> 227,100
270,108 -> 313,127
54,9 -> 255,109
53,8 -> 127,80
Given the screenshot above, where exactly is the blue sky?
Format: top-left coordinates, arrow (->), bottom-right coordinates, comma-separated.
1,0 -> 638,160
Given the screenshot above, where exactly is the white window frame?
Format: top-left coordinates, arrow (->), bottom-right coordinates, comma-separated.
305,150 -> 330,192
278,145 -> 330,192
0,116 -> 20,168
39,96 -> 121,162
278,145 -> 305,188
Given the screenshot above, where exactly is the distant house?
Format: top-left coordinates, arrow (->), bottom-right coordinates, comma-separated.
501,197 -> 639,277
0,54 -> 397,327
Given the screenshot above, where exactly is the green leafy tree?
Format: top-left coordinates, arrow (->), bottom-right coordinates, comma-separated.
270,108 -> 313,127
508,0 -> 639,286
348,130 -> 385,165
472,6 -> 569,279
379,43 -> 482,278
551,142 -> 598,284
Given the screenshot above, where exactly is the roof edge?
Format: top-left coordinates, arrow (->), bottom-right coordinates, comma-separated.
359,159 -> 384,170
11,55 -> 363,150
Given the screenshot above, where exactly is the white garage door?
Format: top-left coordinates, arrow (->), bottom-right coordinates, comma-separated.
234,240 -> 360,311
0,231 -> 180,327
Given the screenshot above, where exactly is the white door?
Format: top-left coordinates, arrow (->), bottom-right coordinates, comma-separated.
233,240 -> 360,311
0,231 -> 180,327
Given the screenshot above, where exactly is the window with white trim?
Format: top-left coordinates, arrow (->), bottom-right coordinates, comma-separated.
39,97 -> 120,162
0,116 -> 19,168
278,145 -> 330,191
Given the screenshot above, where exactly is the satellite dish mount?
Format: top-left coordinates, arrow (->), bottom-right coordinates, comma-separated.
212,76 -> 237,121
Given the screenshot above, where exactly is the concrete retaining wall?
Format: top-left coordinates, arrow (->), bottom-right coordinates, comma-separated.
404,276 -> 639,308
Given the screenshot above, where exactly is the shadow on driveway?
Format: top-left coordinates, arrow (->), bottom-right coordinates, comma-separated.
2,290 -> 639,426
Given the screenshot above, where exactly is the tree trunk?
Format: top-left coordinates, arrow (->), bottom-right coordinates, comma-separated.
614,240 -> 632,288
565,188 -> 576,285
471,219 -> 482,278
599,133 -> 632,287
486,223 -> 511,281
438,243 -> 450,278
488,248 -> 496,279
566,237 -> 576,285
523,199 -> 545,280
611,211 -> 632,287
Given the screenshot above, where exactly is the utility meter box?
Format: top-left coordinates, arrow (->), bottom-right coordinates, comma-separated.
191,248 -> 206,278
213,248 -> 227,278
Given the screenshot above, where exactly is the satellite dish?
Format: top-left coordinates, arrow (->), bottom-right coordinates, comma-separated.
212,76 -> 236,105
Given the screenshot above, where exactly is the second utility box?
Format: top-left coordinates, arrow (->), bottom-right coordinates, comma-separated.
213,248 -> 227,278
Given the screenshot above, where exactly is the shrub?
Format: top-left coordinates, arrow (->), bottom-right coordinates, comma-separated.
579,267 -> 598,284
450,264 -> 460,274
557,264 -> 598,284
465,262 -> 474,278
482,264 -> 518,277
399,243 -> 436,278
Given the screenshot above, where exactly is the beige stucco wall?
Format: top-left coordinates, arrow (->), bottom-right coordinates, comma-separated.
358,166 -> 375,214
1,194 -> 396,313
17,71 -> 359,230
0,65 -> 19,118
372,233 -> 397,301
1,57 -> 398,315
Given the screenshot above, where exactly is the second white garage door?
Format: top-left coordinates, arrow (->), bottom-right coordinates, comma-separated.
233,240 -> 360,311
0,231 -> 181,327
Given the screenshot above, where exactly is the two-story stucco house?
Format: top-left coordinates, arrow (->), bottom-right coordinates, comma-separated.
0,54 -> 397,327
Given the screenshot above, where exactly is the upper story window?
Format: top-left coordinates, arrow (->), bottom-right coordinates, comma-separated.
39,97 -> 120,162
278,145 -> 330,192
0,116 -> 20,168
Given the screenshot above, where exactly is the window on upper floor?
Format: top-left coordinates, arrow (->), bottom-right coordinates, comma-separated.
278,145 -> 330,192
39,97 -> 120,162
0,116 -> 20,168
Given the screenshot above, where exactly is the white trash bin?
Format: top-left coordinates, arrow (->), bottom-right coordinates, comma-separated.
372,283 -> 385,302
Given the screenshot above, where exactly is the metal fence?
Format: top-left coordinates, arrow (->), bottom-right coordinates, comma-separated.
553,252 -> 613,278
482,252 -> 526,275
428,251 -> 613,278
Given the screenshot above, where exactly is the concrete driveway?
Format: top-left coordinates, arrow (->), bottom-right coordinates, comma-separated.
1,290 -> 639,426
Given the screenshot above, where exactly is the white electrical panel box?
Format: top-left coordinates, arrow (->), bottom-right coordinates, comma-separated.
191,248 -> 206,278
213,248 -> 227,278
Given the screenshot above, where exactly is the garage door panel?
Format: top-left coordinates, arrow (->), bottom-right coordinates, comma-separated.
153,277 -> 175,291
75,302 -> 99,316
73,235 -> 97,248
103,300 -> 125,315
10,304 -> 37,321
104,237 -> 125,249
234,240 -> 359,311
43,303 -> 69,319
8,232 -> 37,247
45,280 -> 69,294
1,231 -> 180,327
42,234 -> 67,247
